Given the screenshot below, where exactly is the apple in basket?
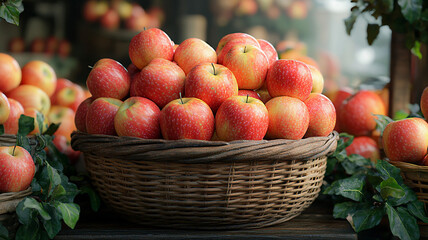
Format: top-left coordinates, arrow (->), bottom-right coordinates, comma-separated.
86,97 -> 123,135
304,93 -> 336,137
0,146 -> 35,192
382,118 -> 428,163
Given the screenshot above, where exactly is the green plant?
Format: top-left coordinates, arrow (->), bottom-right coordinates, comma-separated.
0,0 -> 23,26
345,0 -> 428,58
0,114 -> 100,240
323,132 -> 428,240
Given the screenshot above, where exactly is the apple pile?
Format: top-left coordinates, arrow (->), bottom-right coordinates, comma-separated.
83,0 -> 164,31
75,28 -> 337,142
0,53 -> 88,163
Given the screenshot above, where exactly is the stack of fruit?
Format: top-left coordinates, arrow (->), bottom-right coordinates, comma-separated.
0,53 -> 88,163
75,28 -> 336,142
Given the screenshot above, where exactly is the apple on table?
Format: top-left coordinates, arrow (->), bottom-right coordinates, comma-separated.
0,53 -> 21,93
0,146 -> 35,193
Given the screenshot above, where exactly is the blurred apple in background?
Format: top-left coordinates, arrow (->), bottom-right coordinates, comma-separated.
21,60 -> 57,97
304,93 -> 336,137
265,96 -> 309,140
47,106 -> 76,141
113,0 -> 133,19
421,86 -> 428,119
185,63 -> 238,113
0,146 -> 35,192
114,97 -> 161,139
3,99 -> 24,135
23,108 -> 48,134
7,85 -> 51,116
329,87 -> 353,132
215,95 -> 268,141
8,37 -> 25,53
51,78 -> 74,104
173,38 -> 217,75
83,0 -> 108,22
125,13 -> 148,31
160,97 -> 214,140
54,84 -> 86,112
45,36 -> 58,55
236,0 -> 258,16
101,8 -> 120,30
0,53 -> 21,93
309,64 -> 324,93
52,134 -> 80,165
132,58 -> 185,108
86,97 -> 122,135
287,0 -> 308,19
238,89 -> 261,100
58,39 -> 71,58
346,136 -> 380,162
0,93 -> 10,124
30,38 -> 45,53
75,97 -> 93,133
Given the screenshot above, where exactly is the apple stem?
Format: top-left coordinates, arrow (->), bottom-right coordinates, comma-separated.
88,65 -> 93,69
244,46 -> 247,53
179,92 -> 184,104
12,144 -> 16,156
246,94 -> 249,103
211,63 -> 216,75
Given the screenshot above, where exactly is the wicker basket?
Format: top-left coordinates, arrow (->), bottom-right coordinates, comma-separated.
0,188 -> 32,237
71,131 -> 338,229
389,161 -> 428,212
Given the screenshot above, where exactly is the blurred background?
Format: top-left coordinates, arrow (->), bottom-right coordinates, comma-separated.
0,0 -> 391,97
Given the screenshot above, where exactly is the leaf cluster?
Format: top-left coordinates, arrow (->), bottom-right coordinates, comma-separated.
345,0 -> 428,58
0,0 -> 23,26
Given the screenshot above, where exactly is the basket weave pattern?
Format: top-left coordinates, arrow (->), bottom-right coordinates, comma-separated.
0,188 -> 32,237
72,131 -> 338,229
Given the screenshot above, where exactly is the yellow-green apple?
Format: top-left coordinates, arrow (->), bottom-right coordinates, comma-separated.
286,0 -> 308,19
132,58 -> 185,108
215,95 -> 268,141
86,58 -> 131,99
58,39 -> 71,58
304,93 -> 336,137
30,38 -> 45,53
0,146 -> 35,192
160,97 -> 214,140
0,53 -> 21,93
346,136 -> 380,162
23,108 -> 48,135
216,33 -> 258,56
0,92 -> 10,124
329,87 -> 353,132
265,96 -> 309,140
129,28 -> 174,69
257,39 -> 278,68
383,118 -> 428,163
173,38 -> 217,75
101,8 -> 120,30
45,36 -> 58,55
74,97 -> 93,133
113,0 -> 133,19
3,99 -> 24,135
266,59 -> 312,101
114,97 -> 161,138
51,78 -> 74,104
8,37 -> 25,53
223,44 -> 269,90
217,37 -> 260,64
309,65 -> 324,93
185,63 -> 238,113
83,0 -> 108,22
86,97 -> 122,135
339,90 -> 386,136
7,85 -> 51,115
421,86 -> 428,119
54,84 -> 86,112
238,90 -> 261,100
21,60 -> 57,97
47,106 -> 76,141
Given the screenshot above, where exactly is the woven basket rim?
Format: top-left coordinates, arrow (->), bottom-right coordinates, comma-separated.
389,160 -> 428,172
71,131 -> 339,164
0,188 -> 32,202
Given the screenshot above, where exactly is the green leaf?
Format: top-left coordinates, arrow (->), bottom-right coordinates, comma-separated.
16,134 -> 32,155
407,200 -> 428,223
41,203 -> 62,239
386,203 -> 420,240
337,176 -> 365,201
397,0 -> 422,24
0,125 -> 4,135
15,218 -> 40,240
373,194 -> 384,202
373,114 -> 394,137
57,174 -> 79,203
326,157 -> 338,176
333,201 -> 359,219
22,197 -> 51,221
411,40 -> 422,59
342,154 -> 373,175
344,7 -> 361,35
46,162 -> 62,188
51,184 -> 66,199
43,123 -> 60,136
0,224 -> 8,240
16,199 -> 36,225
56,203 -> 80,229
367,24 -> 380,45
380,177 -> 405,199
352,206 -> 385,232
422,9 -> 428,21
80,185 -> 101,212
18,114 -> 34,136
380,0 -> 394,14
393,110 -> 409,120
387,184 -> 418,206
375,160 -> 403,184
8,0 -> 23,13
36,111 -> 45,134
0,3 -> 20,26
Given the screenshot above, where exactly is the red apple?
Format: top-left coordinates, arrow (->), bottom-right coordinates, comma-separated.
304,93 -> 336,137
160,97 -> 214,140
0,146 -> 35,192
329,87 -> 353,132
30,38 -> 45,53
265,96 -> 309,140
3,99 -> 24,135
127,63 -> 140,78
383,118 -> 428,163
217,37 -> 260,64
86,97 -> 122,135
339,90 -> 386,136
83,0 -> 108,22
173,38 -> 217,75
236,0 -> 258,15
185,63 -> 238,113
421,154 -> 428,166
125,13 -> 148,31
421,86 -> 428,119
114,97 -> 161,138
266,59 -> 312,101
47,106 -> 76,141
45,36 -> 58,55
132,58 -> 185,108
0,53 -> 21,93
86,58 -> 131,99
7,85 -> 51,115
129,28 -> 174,69
346,136 -> 380,162
0,92 -> 10,124
216,33 -> 258,55
52,134 -> 80,165
215,95 -> 268,141
101,9 -> 120,30
257,39 -> 278,68
54,84 -> 86,112
21,60 -> 57,97
58,39 -> 71,58
74,97 -> 93,133
51,78 -> 74,104
8,37 -> 25,53
238,90 -> 261,100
